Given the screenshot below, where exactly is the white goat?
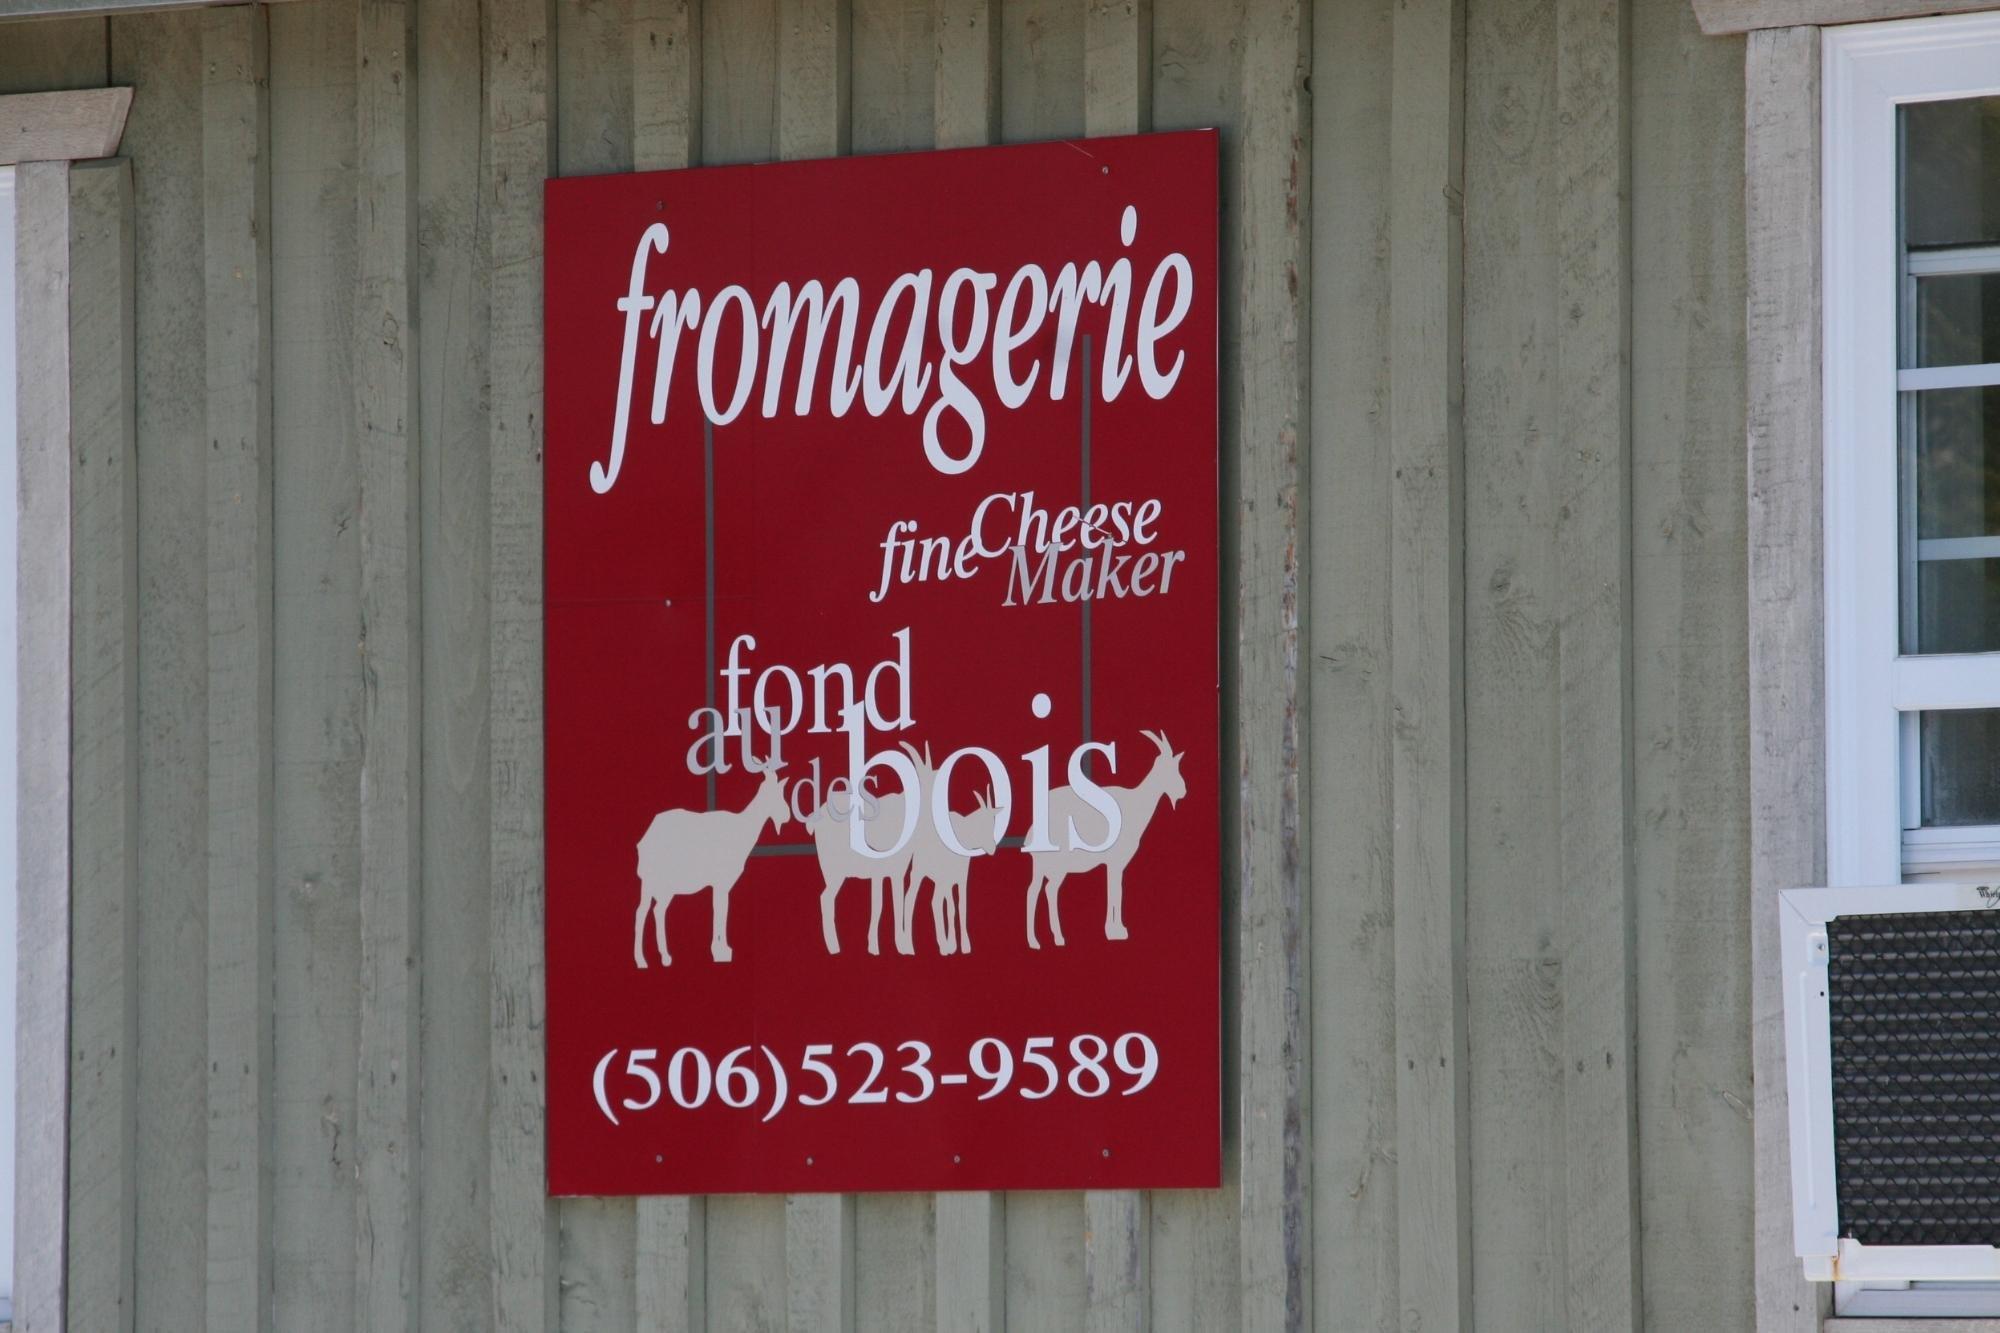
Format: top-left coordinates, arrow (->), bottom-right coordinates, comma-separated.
805,781 -> 916,956
633,767 -> 789,967
1026,730 -> 1185,948
902,743 -> 1001,955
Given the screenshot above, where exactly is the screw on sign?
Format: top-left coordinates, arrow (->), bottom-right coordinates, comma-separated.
543,130 -> 1220,1195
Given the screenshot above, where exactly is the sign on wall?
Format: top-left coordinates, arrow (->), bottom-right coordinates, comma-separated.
544,130 -> 1219,1194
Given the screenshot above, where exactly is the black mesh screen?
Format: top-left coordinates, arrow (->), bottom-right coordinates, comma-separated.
1828,909 -> 2000,1247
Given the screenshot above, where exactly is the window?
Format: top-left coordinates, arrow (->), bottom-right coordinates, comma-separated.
1822,14 -> 2000,1318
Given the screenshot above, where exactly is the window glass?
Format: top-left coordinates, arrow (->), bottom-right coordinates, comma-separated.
1904,96 -> 2000,250
1914,271 -> 2000,368
1921,709 -> 2000,825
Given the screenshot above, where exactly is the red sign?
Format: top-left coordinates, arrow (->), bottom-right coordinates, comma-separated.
544,131 -> 1219,1195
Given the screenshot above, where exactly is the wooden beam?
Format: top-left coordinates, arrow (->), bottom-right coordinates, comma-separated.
1744,23 -> 1830,1333
1389,0 -> 1471,1330
485,0 -> 557,1327
0,88 -> 130,166
64,154 -> 139,1333
354,0 -> 422,1325
1555,0 -> 1642,1327
1235,0 -> 1313,1329
200,7 -> 275,1329
15,154 -> 74,1333
1691,0 -> 1999,35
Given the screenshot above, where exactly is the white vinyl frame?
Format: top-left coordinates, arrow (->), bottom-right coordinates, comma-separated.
1824,11 -> 2000,887
1818,13 -> 2000,1316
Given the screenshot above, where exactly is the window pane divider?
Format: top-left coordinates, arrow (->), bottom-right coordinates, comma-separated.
1915,535 -> 2000,561
1890,652 -> 2000,710
1906,242 -> 2000,277
1897,362 -> 2000,390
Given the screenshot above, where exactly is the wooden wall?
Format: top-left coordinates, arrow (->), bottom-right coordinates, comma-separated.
2,0 -> 1752,1327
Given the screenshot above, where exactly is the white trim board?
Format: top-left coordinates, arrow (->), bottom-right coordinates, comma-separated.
0,0 -> 298,16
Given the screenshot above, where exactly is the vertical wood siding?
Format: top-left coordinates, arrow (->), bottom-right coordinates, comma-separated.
7,0 -> 1756,1325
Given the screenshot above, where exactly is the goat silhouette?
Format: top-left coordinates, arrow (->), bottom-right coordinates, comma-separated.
900,743 -> 1002,955
633,767 -> 789,967
1026,730 -> 1185,948
806,781 -> 916,956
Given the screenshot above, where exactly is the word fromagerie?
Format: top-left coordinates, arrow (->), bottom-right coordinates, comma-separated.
544,131 -> 1220,1196
593,201 -> 1197,493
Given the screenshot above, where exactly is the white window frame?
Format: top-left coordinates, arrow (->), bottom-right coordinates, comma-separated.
1824,11 -> 2000,887
1821,14 -> 2000,1317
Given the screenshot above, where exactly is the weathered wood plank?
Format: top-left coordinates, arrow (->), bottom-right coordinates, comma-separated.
1630,1 -> 1755,1328
786,1194 -> 857,1332
64,154 -> 138,1333
630,3 -> 706,1328
1006,1191 -> 1085,1331
931,0 -> 996,150
1744,24 -> 1828,1333
0,88 -> 131,166
268,5 -> 365,1324
1145,8 -> 1241,1330
200,9 -> 275,1328
1305,0 -> 1395,1325
15,155 -> 73,1333
1232,3 -> 1311,1330
935,1192 -> 1004,1332
999,0 -> 1083,141
108,16 -> 210,1328
561,1199 -> 641,1332
701,0 -> 776,166
355,0 -> 422,1325
634,0 -> 700,170
485,0 -> 558,1327
1082,0 -> 1147,137
778,0 -> 851,159
414,0 -> 496,1322
1389,1 -> 1470,1331
1554,0 -> 1641,1328
1461,0 -> 1564,1316
852,0 -> 930,152
1084,1190 -> 1148,1333
1691,0 -> 1997,35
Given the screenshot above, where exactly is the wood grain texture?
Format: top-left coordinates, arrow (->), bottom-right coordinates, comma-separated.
0,87 -> 131,165
779,0 -> 851,158
1554,0 -> 1641,1328
786,1193 -> 857,1332
107,17 -> 210,1329
1084,1190 -> 1148,1333
200,9 -> 275,1329
1305,0 -> 1397,1325
268,6 -> 366,1324
1629,1 -> 1753,1327
0,0 -> 302,15
630,3 -> 707,1327
931,0 -> 997,149
485,0 -> 558,1326
14,155 -> 73,1333
999,0 -> 1083,140
1743,23 -> 1828,1333
935,1191 -> 1004,1332
852,0 -> 931,152
415,0 -> 496,1322
355,0 -> 423,1325
635,0 -> 701,170
0,19 -> 106,93
64,155 -> 138,1333
1388,1 -> 1470,1331
1691,0 -> 1998,34
1232,3 -> 1311,1329
1082,0 -> 1147,136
